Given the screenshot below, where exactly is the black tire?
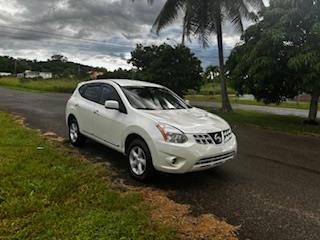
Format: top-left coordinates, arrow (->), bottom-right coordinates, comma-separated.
127,139 -> 154,181
68,117 -> 86,147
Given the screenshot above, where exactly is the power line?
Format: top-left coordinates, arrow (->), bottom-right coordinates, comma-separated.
0,26 -> 231,60
0,24 -> 234,51
0,25 -> 134,48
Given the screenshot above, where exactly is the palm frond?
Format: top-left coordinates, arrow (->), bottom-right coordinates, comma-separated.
136,0 -> 265,46
152,0 -> 186,33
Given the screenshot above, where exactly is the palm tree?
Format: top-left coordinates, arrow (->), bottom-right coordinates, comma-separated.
141,0 -> 265,112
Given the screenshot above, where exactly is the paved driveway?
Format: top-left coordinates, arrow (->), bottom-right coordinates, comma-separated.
0,87 -> 320,240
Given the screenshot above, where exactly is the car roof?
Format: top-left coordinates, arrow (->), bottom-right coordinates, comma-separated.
80,79 -> 164,88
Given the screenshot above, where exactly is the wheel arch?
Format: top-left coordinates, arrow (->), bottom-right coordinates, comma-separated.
125,133 -> 148,155
67,114 -> 77,125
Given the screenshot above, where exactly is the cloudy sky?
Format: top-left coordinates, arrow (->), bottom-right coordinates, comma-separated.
0,0 -> 268,70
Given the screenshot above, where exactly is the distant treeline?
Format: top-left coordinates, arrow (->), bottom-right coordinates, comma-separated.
0,55 -> 106,79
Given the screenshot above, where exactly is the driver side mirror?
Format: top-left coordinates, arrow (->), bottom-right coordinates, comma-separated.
105,100 -> 120,111
185,99 -> 190,105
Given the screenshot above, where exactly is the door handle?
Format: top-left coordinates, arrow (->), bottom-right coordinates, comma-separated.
74,103 -> 80,107
93,110 -> 100,115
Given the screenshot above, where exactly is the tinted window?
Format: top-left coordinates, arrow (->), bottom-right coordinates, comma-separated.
100,85 -> 127,113
100,85 -> 120,104
83,85 -> 102,103
121,87 -> 189,110
79,85 -> 87,96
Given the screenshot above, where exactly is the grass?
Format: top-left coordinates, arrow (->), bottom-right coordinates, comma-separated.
0,77 -> 80,93
199,82 -> 236,95
0,112 -> 176,240
185,95 -> 318,111
212,109 -> 320,137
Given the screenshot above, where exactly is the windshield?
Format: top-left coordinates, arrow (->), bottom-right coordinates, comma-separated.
121,86 -> 190,110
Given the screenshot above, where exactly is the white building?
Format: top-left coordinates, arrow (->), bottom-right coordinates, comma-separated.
0,72 -> 12,76
17,70 -> 53,79
39,72 -> 53,79
24,71 -> 40,79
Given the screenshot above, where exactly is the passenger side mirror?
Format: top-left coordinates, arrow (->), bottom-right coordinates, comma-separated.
185,99 -> 190,105
105,100 -> 120,111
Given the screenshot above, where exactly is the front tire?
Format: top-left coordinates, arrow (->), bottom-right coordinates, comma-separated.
127,139 -> 154,181
68,118 -> 86,147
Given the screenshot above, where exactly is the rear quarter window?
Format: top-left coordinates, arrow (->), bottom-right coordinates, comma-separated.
79,85 -> 87,96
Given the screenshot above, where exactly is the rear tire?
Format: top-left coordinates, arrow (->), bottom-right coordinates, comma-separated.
68,118 -> 86,147
127,139 -> 154,181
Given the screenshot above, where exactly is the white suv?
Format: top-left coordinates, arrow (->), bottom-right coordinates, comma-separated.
66,79 -> 237,181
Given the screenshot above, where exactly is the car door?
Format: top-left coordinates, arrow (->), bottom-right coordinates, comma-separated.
92,84 -> 127,149
76,84 -> 102,135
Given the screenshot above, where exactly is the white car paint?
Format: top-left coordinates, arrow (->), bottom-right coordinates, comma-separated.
66,79 -> 237,174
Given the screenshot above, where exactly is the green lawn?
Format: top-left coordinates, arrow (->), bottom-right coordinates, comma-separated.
213,109 -> 320,137
0,77 -> 79,93
186,95 -> 317,111
0,112 -> 176,239
194,82 -> 235,95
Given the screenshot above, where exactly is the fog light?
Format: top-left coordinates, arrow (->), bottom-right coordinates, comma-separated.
167,156 -> 178,165
171,157 -> 177,165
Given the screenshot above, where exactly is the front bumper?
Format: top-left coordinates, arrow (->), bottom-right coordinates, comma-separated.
151,133 -> 237,174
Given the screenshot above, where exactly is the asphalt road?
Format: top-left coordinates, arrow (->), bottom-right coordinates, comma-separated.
0,87 -> 320,240
191,100 -> 320,119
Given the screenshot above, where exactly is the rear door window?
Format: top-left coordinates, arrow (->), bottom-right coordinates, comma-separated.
81,84 -> 102,103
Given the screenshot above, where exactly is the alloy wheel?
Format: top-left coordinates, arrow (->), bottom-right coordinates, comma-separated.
69,122 -> 78,143
129,146 -> 147,176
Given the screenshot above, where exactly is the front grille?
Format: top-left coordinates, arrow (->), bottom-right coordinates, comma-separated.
194,129 -> 232,145
195,152 -> 235,166
193,134 -> 214,144
223,129 -> 232,143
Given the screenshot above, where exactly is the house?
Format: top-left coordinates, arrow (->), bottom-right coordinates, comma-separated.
39,72 -> 53,79
17,70 -> 53,79
0,72 -> 12,77
16,73 -> 25,78
24,70 -> 40,79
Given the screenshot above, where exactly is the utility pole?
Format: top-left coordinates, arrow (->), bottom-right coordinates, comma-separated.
14,59 -> 17,75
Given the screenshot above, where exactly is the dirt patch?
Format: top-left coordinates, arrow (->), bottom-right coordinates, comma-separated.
12,114 -> 27,127
42,131 -> 65,143
140,189 -> 238,240
12,113 -> 66,143
112,178 -> 238,240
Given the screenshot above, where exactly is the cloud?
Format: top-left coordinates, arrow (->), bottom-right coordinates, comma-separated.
0,0 -> 261,70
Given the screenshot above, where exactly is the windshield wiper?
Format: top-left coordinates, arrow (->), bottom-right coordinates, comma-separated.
136,107 -> 156,110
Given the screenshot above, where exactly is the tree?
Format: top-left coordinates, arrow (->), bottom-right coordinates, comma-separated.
128,44 -> 203,96
50,54 -> 68,62
139,0 -> 264,112
98,68 -> 139,80
0,55 -> 101,79
227,0 -> 320,123
204,65 -> 220,82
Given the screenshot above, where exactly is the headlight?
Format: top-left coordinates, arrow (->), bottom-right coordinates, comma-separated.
156,123 -> 188,144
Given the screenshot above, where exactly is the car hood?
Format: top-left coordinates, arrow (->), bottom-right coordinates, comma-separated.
140,108 -> 230,133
